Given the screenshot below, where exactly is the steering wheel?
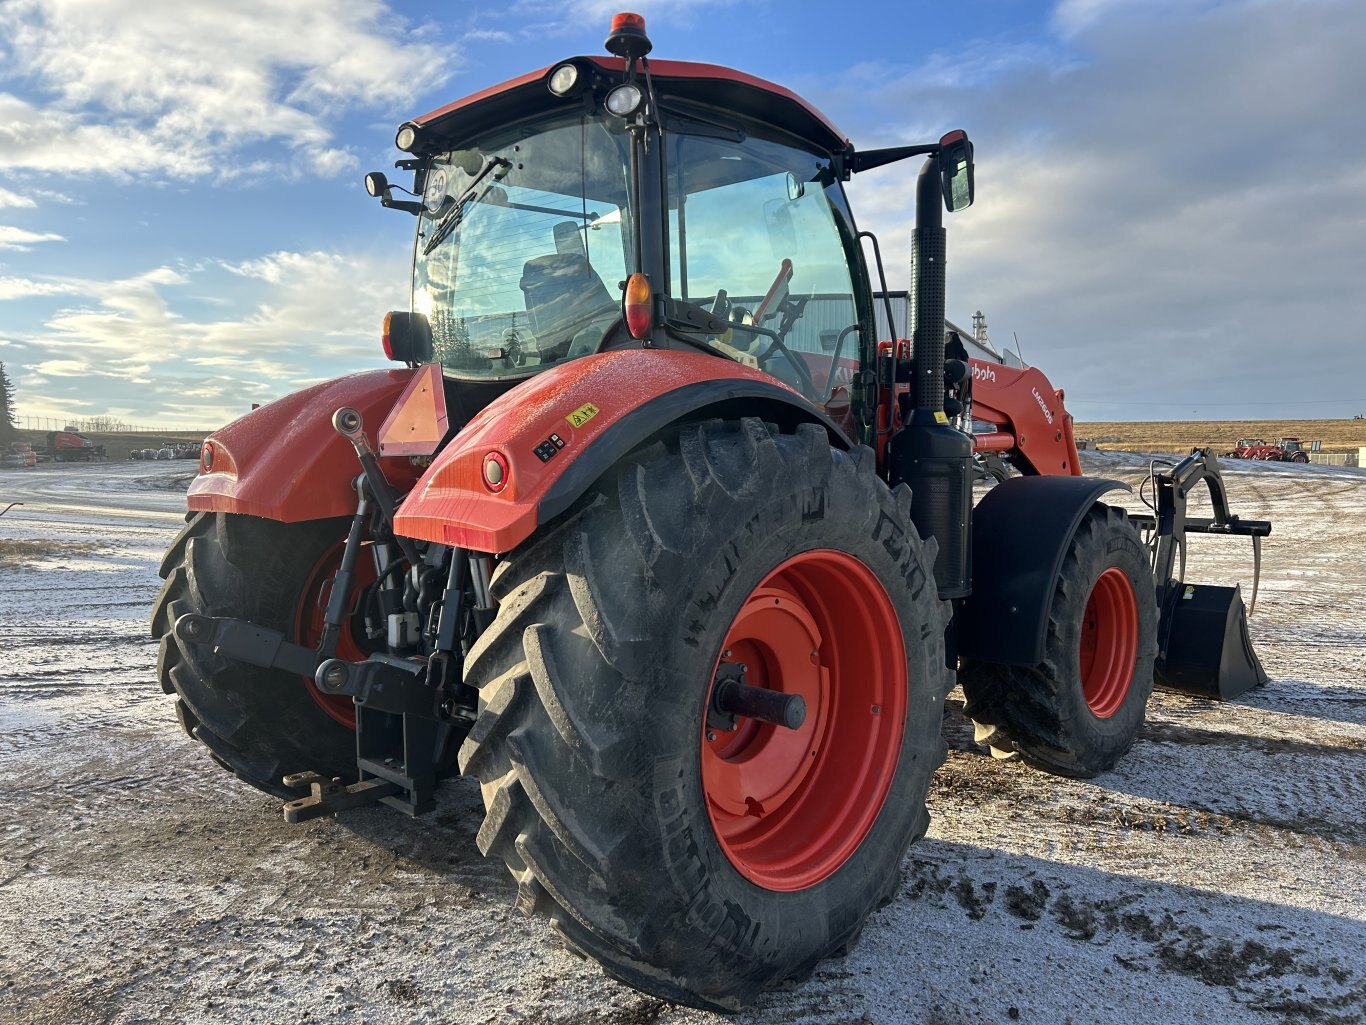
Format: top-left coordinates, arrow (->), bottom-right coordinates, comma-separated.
755,331 -> 818,399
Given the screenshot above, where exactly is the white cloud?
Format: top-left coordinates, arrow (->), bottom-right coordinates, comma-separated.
834,0 -> 1366,418
0,187 -> 35,208
0,0 -> 452,179
0,276 -> 81,300
0,225 -> 64,250
464,29 -> 514,43
8,247 -> 408,425
30,358 -> 90,376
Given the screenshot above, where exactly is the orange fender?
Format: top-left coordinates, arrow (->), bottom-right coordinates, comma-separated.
188,369 -> 425,522
394,350 -> 844,553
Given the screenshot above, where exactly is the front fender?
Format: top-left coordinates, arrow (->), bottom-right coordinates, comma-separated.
188,369 -> 424,522
393,350 -> 847,553
958,475 -> 1132,666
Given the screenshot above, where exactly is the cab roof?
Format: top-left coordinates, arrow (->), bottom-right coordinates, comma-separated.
410,56 -> 851,157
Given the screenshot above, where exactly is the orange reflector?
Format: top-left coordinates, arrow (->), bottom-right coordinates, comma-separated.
382,311 -> 395,361
611,12 -> 645,32
624,272 -> 653,339
378,362 -> 449,457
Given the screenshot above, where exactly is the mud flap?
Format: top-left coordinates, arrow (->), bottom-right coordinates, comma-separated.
1155,582 -> 1268,699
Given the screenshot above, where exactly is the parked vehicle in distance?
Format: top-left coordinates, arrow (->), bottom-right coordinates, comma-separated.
46,427 -> 99,462
1227,436 -> 1316,462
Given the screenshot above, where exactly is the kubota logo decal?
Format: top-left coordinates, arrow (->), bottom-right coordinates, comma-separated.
1031,387 -> 1054,424
971,364 -> 997,384
566,402 -> 600,429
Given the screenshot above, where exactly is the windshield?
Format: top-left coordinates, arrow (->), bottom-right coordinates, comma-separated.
412,107 -> 862,402
413,113 -> 632,379
668,131 -> 862,403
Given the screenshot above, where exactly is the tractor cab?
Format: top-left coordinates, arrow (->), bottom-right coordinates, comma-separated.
366,23 -> 897,440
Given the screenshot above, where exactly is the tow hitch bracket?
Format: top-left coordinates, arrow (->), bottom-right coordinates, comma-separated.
281,772 -> 400,824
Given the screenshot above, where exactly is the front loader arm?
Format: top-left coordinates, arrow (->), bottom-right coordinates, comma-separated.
968,359 -> 1082,476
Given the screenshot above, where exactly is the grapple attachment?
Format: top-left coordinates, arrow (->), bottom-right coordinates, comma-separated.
1154,582 -> 1268,699
1132,449 -> 1273,701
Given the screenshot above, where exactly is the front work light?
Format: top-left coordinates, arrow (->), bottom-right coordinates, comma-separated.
605,82 -> 644,117
548,63 -> 580,96
395,122 -> 421,152
364,171 -> 388,198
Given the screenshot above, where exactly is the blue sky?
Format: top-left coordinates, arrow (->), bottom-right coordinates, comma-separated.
1,0 -> 1362,427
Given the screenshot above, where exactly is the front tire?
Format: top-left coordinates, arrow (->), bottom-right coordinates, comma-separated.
959,504 -> 1157,778
458,419 -> 951,1010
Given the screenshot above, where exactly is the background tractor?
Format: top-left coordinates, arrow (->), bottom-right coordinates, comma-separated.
152,14 -> 1271,1010
1227,436 -> 1315,462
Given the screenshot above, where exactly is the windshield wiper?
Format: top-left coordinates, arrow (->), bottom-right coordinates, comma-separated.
422,156 -> 511,256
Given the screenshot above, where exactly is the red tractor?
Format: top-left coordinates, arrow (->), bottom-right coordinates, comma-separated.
152,15 -> 1271,1010
1228,437 -> 1274,459
1228,436 -> 1313,462
1274,436 -> 1312,463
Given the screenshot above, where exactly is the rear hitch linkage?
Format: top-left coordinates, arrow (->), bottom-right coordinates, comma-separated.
175,403 -> 491,823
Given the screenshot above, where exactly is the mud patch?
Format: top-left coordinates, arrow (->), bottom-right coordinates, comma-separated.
0,538 -> 102,570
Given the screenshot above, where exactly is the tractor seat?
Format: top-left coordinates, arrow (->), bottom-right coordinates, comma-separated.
519,253 -> 617,362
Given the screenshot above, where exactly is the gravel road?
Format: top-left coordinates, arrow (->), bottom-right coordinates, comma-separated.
1,456 -> 1362,1025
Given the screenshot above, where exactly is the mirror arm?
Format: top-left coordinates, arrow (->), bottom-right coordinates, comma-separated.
848,143 -> 939,175
381,192 -> 423,216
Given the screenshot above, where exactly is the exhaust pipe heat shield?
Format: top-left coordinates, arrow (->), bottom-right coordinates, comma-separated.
1155,582 -> 1268,700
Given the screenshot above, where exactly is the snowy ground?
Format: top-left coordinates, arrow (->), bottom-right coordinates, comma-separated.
0,456 -> 1362,1025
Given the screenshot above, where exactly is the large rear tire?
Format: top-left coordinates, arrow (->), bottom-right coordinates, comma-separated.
459,419 -> 951,1010
959,504 -> 1157,778
151,513 -> 363,797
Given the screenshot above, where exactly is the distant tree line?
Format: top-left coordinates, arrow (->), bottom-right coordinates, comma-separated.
0,362 -> 17,442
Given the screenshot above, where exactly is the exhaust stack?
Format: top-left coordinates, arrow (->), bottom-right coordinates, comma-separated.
890,135 -> 976,600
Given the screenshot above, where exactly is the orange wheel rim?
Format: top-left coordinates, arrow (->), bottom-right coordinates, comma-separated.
702,550 -> 907,892
1078,566 -> 1139,719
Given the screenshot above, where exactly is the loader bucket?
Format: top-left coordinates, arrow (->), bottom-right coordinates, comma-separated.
1154,582 -> 1268,700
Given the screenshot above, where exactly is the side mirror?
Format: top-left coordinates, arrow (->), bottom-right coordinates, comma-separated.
938,130 -> 975,212
382,311 -> 434,363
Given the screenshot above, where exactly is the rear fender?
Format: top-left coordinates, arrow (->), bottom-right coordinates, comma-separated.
188,370 -> 425,522
393,349 -> 848,553
957,475 -> 1131,666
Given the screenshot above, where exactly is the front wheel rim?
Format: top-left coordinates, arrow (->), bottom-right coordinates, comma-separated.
701,550 -> 908,892
1078,566 -> 1139,719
